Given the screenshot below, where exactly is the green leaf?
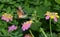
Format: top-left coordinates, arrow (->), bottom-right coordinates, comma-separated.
30,21 -> 41,31
55,0 -> 60,4
11,20 -> 18,25
55,24 -> 60,31
0,21 -> 7,29
14,3 -> 20,7
57,18 -> 60,24
2,29 -> 9,36
6,7 -> 11,13
35,6 -> 50,18
44,0 -> 51,6
0,4 -> 4,10
9,1 -> 16,4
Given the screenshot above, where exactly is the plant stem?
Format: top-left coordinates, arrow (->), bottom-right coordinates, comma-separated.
29,30 -> 34,37
50,19 -> 53,37
40,28 -> 47,37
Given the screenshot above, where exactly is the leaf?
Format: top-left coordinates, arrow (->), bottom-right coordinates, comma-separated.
0,21 -> 7,29
30,21 -> 41,31
14,3 -> 20,7
10,20 -> 18,25
35,6 -> 50,18
17,0 -> 24,2
6,7 -> 11,13
55,24 -> 60,31
9,1 -> 16,4
57,18 -> 60,24
53,5 -> 60,10
55,0 -> 60,4
0,4 -> 4,10
44,0 -> 51,6
2,29 -> 9,36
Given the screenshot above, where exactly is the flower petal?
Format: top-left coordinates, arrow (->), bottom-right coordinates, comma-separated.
54,17 -> 57,22
22,20 -> 32,31
45,15 -> 50,20
8,25 -> 17,32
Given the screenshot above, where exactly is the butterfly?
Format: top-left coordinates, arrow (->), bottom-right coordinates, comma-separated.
17,7 -> 27,18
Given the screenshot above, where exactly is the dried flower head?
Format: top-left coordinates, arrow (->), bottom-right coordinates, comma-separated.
17,7 -> 27,18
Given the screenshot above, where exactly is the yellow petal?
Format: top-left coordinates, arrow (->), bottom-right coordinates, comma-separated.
50,16 -> 54,19
45,11 -> 50,15
56,15 -> 59,18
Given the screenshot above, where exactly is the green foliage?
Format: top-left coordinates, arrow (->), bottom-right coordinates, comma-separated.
55,0 -> 60,4
30,21 -> 41,31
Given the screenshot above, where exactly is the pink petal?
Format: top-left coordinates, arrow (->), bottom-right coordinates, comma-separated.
1,16 -> 6,20
54,17 -> 57,22
45,15 -> 50,20
1,16 -> 10,22
22,21 -> 32,31
24,34 -> 32,37
8,27 -> 13,32
8,25 -> 17,32
22,28 -> 25,31
1,16 -> 4,20
11,25 -> 17,30
6,19 -> 9,22
10,18 -> 12,21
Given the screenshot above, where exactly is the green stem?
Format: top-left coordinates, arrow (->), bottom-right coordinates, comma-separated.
50,19 -> 53,37
29,30 -> 34,37
40,28 -> 47,37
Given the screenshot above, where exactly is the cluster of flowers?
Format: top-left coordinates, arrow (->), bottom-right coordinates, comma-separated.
1,11 -> 59,37
45,11 -> 59,22
1,13 -> 33,31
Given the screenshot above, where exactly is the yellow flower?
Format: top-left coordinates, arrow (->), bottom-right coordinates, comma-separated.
50,12 -> 59,19
45,11 -> 59,22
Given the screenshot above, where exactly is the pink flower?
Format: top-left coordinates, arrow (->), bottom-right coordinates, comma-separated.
24,34 -> 32,37
8,25 -> 17,32
22,20 -> 32,31
1,13 -> 13,22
